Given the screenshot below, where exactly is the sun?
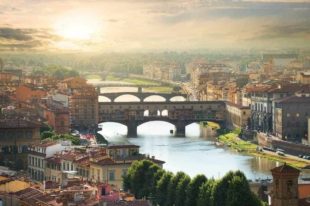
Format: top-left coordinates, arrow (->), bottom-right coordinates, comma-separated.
54,11 -> 102,40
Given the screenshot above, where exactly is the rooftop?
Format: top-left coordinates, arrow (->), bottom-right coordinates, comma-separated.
271,163 -> 300,175
275,95 -> 310,104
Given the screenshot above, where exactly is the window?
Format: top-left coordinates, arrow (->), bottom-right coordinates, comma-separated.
109,170 -> 115,181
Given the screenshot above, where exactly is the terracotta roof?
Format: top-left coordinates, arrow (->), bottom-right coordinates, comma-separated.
30,141 -> 58,148
108,144 -> 140,149
93,158 -> 116,166
271,164 -> 300,174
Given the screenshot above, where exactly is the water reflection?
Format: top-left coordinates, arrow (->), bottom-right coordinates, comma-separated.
99,121 -> 279,180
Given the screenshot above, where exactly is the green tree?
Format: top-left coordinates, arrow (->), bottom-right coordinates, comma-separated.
124,160 -> 162,199
197,179 -> 216,206
52,134 -> 80,145
166,172 -> 186,206
96,133 -> 108,145
41,131 -> 55,140
226,173 -> 261,206
185,174 -> 207,206
156,171 -> 174,206
175,174 -> 191,206
213,171 -> 262,206
212,171 -> 235,206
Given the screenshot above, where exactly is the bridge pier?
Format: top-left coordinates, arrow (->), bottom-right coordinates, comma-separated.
127,122 -> 138,137
175,122 -> 186,137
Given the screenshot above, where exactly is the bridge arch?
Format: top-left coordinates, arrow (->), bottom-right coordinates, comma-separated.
161,109 -> 168,116
143,95 -> 167,102
170,96 -> 186,102
99,122 -> 128,137
114,94 -> 140,102
98,96 -> 112,102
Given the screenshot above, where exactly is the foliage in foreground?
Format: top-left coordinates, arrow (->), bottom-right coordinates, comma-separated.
123,160 -> 263,206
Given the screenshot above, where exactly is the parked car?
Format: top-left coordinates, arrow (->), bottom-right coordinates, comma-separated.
303,155 -> 310,160
276,151 -> 285,156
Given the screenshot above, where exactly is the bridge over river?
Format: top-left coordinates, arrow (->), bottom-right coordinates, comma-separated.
99,101 -> 226,136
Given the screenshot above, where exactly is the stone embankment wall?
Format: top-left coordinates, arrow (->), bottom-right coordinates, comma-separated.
257,133 -> 310,155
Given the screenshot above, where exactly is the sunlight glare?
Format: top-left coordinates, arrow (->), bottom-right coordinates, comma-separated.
54,10 -> 102,40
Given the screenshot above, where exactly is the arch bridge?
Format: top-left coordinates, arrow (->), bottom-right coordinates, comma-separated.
99,92 -> 187,102
99,101 -> 226,137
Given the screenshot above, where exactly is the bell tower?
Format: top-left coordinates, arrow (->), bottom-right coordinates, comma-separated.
271,163 -> 300,206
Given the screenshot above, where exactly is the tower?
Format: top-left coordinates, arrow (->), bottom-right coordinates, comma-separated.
271,163 -> 300,206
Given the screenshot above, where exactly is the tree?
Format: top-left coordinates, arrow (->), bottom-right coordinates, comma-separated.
175,174 -> 191,206
213,171 -> 262,206
156,171 -> 174,206
96,133 -> 108,145
197,179 -> 216,206
226,173 -> 261,206
166,171 -> 186,206
124,160 -> 163,199
212,171 -> 235,206
185,174 -> 207,206
41,131 -> 55,140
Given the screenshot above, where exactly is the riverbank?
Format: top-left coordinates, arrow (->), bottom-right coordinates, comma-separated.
218,131 -> 309,169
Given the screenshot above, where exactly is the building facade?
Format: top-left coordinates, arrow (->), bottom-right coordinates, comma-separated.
270,164 -> 300,206
28,141 -> 70,181
0,119 -> 41,170
226,102 -> 251,129
273,95 -> 310,142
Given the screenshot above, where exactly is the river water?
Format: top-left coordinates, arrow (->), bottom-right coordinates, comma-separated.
97,84 -> 281,180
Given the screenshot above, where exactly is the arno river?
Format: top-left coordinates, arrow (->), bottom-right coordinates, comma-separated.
95,81 -> 280,180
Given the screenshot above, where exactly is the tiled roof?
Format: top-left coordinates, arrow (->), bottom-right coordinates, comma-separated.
271,164 -> 300,174
30,141 -> 58,148
274,95 -> 310,104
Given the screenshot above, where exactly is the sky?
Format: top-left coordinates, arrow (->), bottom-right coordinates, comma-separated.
0,0 -> 309,52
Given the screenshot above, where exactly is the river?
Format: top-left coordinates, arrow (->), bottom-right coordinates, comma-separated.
94,84 -> 286,180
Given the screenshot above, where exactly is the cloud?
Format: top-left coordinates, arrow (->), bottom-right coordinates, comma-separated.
0,27 -> 61,50
0,28 -> 34,41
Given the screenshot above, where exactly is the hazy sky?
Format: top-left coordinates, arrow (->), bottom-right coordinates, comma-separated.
0,0 -> 309,52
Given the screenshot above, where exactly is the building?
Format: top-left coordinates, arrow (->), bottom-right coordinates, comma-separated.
45,147 -> 107,184
61,77 -> 99,130
226,102 -> 251,129
0,118 -> 41,170
143,62 -> 182,81
15,85 -> 47,103
247,83 -> 307,133
296,72 -> 310,85
189,62 -> 231,89
268,164 -> 310,206
270,164 -> 300,206
41,98 -> 70,134
27,140 -> 70,181
69,87 -> 98,129
107,144 -> 140,159
273,94 -> 310,142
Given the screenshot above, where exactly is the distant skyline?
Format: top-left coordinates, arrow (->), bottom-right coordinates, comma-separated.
0,0 -> 309,52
